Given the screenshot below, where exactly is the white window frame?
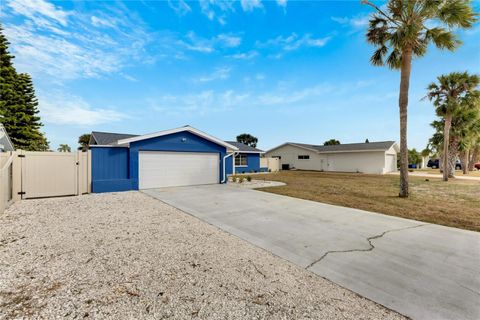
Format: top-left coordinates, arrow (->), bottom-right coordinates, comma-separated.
235,154 -> 248,167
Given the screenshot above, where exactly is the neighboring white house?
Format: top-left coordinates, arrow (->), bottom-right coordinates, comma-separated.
265,141 -> 399,174
0,124 -> 14,152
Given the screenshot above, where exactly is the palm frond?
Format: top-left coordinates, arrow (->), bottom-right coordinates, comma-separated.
426,27 -> 461,51
370,45 -> 388,66
437,0 -> 478,28
386,48 -> 402,69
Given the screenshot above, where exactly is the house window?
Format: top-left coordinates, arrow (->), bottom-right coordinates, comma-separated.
298,155 -> 310,160
235,154 -> 248,166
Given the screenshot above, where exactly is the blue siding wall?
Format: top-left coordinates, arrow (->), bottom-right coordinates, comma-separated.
129,131 -> 227,190
231,153 -> 265,174
225,156 -> 233,175
91,147 -> 133,193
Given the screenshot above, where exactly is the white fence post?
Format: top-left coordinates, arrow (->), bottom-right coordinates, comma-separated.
12,150 -> 22,201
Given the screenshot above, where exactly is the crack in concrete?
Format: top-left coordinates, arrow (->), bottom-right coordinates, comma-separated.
306,223 -> 429,270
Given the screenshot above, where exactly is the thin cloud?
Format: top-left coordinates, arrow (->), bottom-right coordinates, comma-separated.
168,0 -> 192,16
199,0 -> 235,24
258,33 -> 332,53
40,92 -> 127,126
7,0 -> 70,26
240,0 -> 263,12
3,0 -> 153,81
180,31 -> 242,53
331,14 -> 369,34
216,34 -> 242,47
195,67 -> 231,83
150,90 -> 250,116
229,50 -> 259,60
149,80 -> 375,116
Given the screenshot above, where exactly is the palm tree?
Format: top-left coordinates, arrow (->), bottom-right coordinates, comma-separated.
78,133 -> 91,151
57,144 -> 71,152
426,72 -> 479,180
362,0 -> 476,195
455,100 -> 480,174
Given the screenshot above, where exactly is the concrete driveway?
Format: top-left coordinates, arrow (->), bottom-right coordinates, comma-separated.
143,185 -> 480,320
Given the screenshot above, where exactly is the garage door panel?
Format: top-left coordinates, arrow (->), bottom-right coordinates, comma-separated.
139,152 -> 219,189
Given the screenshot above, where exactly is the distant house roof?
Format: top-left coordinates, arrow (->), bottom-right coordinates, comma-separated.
90,131 -> 138,146
267,141 -> 398,154
0,123 -> 14,152
225,141 -> 264,153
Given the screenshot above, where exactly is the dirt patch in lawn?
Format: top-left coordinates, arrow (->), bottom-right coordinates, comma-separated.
0,192 -> 404,319
256,171 -> 480,232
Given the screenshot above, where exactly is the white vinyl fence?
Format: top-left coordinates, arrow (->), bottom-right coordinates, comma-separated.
0,150 -> 91,214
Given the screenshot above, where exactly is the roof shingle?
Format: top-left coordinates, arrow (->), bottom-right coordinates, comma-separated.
91,131 -> 138,145
225,141 -> 264,152
274,141 -> 396,153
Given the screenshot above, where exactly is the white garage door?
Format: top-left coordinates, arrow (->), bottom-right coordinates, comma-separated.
139,151 -> 219,189
386,154 -> 397,173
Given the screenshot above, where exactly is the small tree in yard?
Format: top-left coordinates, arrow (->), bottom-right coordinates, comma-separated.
324,139 -> 340,146
408,148 -> 421,168
236,133 -> 258,148
362,0 -> 476,196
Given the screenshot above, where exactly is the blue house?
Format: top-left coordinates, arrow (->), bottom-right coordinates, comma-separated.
89,126 -> 265,193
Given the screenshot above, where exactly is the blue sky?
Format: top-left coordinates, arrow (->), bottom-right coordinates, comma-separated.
2,0 -> 479,151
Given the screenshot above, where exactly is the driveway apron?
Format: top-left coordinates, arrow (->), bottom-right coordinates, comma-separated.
143,184 -> 480,320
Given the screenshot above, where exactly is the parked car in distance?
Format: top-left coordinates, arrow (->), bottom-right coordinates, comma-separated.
427,159 -> 439,169
427,159 -> 462,170
475,162 -> 480,170
455,160 -> 462,170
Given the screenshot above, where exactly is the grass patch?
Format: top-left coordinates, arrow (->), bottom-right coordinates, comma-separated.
256,171 -> 480,232
413,168 -> 480,177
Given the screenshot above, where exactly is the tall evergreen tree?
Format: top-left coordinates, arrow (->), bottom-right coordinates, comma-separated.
0,25 -> 48,151
0,25 -> 20,129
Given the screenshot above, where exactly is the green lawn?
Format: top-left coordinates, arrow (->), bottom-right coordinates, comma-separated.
255,171 -> 480,232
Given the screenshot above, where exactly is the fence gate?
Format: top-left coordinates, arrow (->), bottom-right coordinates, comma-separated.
19,151 -> 90,199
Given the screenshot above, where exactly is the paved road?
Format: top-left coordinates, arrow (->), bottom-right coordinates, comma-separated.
143,185 -> 480,320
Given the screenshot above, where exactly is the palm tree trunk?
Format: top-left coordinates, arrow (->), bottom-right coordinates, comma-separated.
442,113 -> 453,181
447,137 -> 459,178
461,150 -> 469,175
398,47 -> 412,197
469,146 -> 479,171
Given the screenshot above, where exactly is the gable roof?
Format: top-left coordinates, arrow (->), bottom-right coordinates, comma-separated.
91,126 -> 239,150
90,131 -> 138,146
267,141 -> 398,154
0,123 -> 14,151
225,141 -> 264,153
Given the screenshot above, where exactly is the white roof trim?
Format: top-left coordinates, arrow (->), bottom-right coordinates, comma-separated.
116,125 -> 239,150
235,150 -> 265,154
266,142 -> 319,154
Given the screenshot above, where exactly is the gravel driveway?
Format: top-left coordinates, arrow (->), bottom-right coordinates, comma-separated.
0,192 -> 404,319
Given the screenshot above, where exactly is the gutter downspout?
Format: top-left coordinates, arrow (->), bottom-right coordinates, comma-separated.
222,152 -> 236,183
